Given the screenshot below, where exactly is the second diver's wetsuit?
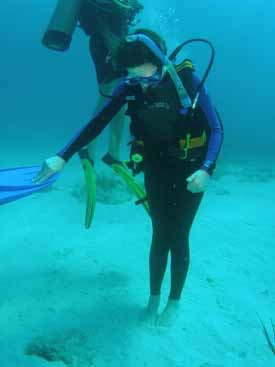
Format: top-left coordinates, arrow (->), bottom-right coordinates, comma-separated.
58,64 -> 224,300
79,0 -> 143,84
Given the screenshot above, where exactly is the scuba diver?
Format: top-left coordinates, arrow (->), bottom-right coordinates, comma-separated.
30,28 -> 224,327
42,0 -> 144,228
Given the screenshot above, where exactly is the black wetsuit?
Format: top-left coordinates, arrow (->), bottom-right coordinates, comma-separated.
79,0 -> 142,84
58,66 -> 224,300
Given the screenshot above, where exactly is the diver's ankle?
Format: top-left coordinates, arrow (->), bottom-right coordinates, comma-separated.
102,152 -> 122,166
167,298 -> 180,306
108,147 -> 120,161
147,294 -> 160,310
139,295 -> 160,324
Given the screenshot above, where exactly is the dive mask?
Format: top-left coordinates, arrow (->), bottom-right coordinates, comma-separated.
124,68 -> 164,87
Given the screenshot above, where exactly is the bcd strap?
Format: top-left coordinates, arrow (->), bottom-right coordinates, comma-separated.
129,131 -> 207,162
179,131 -> 206,159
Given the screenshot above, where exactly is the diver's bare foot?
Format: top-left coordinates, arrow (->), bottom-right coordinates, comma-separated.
156,299 -> 180,327
139,295 -> 160,325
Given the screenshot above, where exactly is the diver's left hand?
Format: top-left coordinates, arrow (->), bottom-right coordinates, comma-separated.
186,169 -> 210,193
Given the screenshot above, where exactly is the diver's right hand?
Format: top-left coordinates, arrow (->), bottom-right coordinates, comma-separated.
33,155 -> 66,184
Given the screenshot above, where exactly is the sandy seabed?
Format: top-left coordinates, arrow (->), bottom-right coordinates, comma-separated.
1,158 -> 275,367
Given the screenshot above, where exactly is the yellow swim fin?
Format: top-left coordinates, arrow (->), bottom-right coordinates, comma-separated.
111,161 -> 149,214
79,149 -> 96,229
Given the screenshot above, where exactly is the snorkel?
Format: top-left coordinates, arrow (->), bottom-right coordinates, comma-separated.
100,32 -> 216,114
125,33 -> 193,110
125,34 -> 215,111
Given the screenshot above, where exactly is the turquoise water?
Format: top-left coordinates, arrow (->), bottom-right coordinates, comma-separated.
0,1 -> 274,366
1,1 -> 274,162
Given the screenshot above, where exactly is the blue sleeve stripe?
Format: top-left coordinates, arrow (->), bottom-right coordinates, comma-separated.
191,74 -> 224,172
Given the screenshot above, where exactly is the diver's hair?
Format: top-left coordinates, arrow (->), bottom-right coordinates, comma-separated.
112,28 -> 167,72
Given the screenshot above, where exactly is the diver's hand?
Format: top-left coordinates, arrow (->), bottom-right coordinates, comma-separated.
186,169 -> 210,193
33,155 -> 66,184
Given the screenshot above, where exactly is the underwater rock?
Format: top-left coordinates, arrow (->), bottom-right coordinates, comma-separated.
95,166 -> 133,204
70,163 -> 143,205
25,329 -> 95,367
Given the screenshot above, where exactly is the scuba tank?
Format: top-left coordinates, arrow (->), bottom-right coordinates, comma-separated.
42,0 -> 82,51
42,0 -> 143,52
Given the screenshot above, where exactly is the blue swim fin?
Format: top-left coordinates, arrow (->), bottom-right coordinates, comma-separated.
0,165 -> 59,205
